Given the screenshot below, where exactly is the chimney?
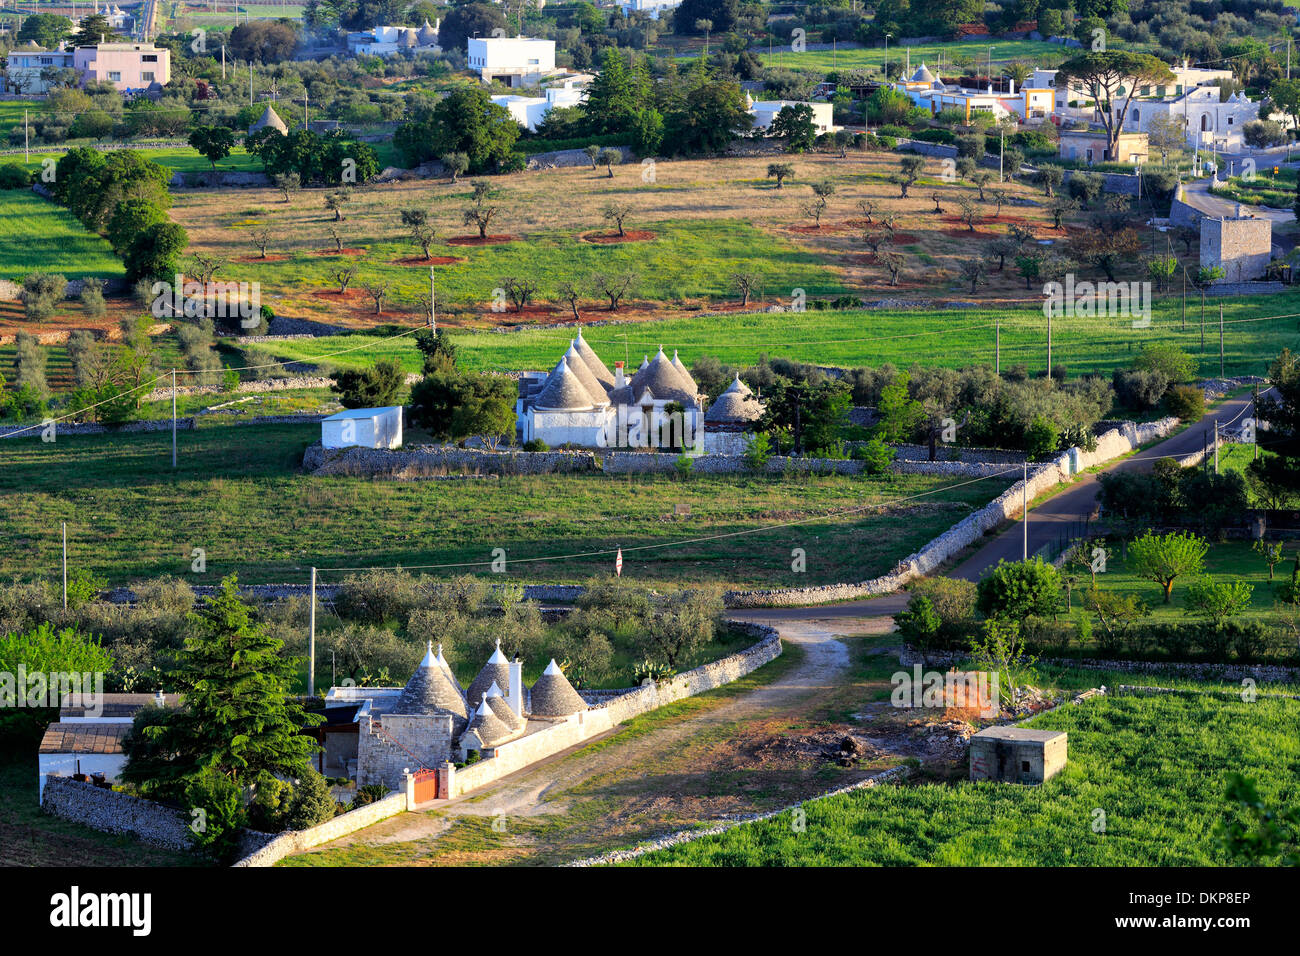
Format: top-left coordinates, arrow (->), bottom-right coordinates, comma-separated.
508,659 -> 523,716
155,689 -> 165,707
614,361 -> 625,389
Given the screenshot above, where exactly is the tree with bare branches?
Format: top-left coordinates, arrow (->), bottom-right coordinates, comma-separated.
188,253 -> 226,286
955,196 -> 978,232
857,198 -> 876,224
249,229 -> 273,258
602,202 -> 632,238
592,271 -> 637,311
332,261 -> 361,295
463,180 -> 499,240
731,272 -> 760,306
363,279 -> 392,315
556,281 -> 583,321
326,225 -> 345,253
400,208 -> 437,260
501,276 -> 538,313
879,251 -> 905,286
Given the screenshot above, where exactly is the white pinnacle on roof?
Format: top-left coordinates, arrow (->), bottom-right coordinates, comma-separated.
543,659 -> 562,676
419,641 -> 437,667
485,680 -> 504,699
487,641 -> 506,665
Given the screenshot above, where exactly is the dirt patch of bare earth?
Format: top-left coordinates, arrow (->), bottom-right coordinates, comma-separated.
389,255 -> 466,266
447,234 -> 516,246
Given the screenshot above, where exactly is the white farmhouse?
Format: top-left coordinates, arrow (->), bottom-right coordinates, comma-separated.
347,21 -> 440,56
748,98 -> 839,135
468,36 -> 556,88
38,693 -> 181,800
492,84 -> 586,131
322,407 -> 403,450
618,0 -> 683,18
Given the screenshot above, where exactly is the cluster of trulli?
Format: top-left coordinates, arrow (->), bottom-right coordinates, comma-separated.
394,641 -> 588,751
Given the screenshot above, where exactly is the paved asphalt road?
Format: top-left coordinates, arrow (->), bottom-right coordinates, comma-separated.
732,391 -> 1261,624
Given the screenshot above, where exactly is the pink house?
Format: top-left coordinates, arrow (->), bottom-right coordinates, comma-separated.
73,42 -> 170,91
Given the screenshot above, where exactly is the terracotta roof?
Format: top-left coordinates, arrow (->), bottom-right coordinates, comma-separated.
529,660 -> 587,717
59,693 -> 180,719
39,723 -> 129,755
392,643 -> 468,718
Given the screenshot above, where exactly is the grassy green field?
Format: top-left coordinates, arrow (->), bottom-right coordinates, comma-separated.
757,39 -> 1086,75
186,216 -> 849,320
251,288 -> 1300,377
0,191 -> 124,282
1078,540 -> 1286,624
0,423 -> 1013,589
1211,167 -> 1297,210
627,689 -> 1299,865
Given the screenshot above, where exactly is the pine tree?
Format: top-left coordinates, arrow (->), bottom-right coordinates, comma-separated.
123,575 -> 319,799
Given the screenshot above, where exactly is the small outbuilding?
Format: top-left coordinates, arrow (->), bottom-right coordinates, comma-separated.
321,406 -> 403,450
969,726 -> 1067,784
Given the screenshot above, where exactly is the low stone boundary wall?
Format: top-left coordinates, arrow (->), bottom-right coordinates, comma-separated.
303,442 -> 601,476
141,377 -> 335,402
723,417 -> 1180,607
233,791 -> 409,867
0,417 -> 196,438
446,624 -> 782,798
42,776 -> 196,852
567,764 -> 913,866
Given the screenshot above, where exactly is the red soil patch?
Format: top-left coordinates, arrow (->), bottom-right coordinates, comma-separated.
312,248 -> 367,257
480,304 -> 560,318
312,289 -> 367,302
580,229 -> 657,244
447,234 -> 516,246
390,255 -> 465,266
235,254 -> 291,263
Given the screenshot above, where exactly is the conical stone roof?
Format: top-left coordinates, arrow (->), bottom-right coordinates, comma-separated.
484,685 -> 525,731
629,347 -> 696,404
249,103 -> 288,136
573,327 -> 615,387
530,660 -> 587,717
393,642 -> 468,717
706,374 -> 763,423
467,698 -> 515,747
466,644 -> 512,711
911,63 -> 935,83
561,342 -> 609,405
417,20 -> 439,44
669,349 -> 697,396
534,356 -> 597,410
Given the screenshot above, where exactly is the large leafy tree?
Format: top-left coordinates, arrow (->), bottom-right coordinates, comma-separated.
761,378 -> 850,455
582,47 -> 651,135
1127,530 -> 1207,604
124,221 -> 188,284
770,103 -> 816,153
329,359 -> 405,408
1250,349 -> 1300,500
666,75 -> 752,155
409,370 -> 516,448
17,13 -> 72,48
394,87 -> 519,172
437,1 -> 507,52
122,575 -> 319,799
71,13 -> 123,46
1055,52 -> 1176,160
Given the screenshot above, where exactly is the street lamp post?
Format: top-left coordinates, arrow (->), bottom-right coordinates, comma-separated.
884,33 -> 891,80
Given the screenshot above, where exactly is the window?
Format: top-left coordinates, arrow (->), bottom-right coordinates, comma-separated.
1227,116 -> 1233,125
39,57 -> 53,65
141,72 -> 154,82
142,54 -> 158,62
1021,761 -> 1031,773
108,71 -> 121,81
1131,108 -> 1139,122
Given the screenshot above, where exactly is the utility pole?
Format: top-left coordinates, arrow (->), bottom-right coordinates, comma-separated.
171,369 -> 177,468
24,109 -> 29,163
1219,303 -> 1225,376
249,62 -> 253,106
221,44 -> 226,80
62,522 -> 67,611
429,267 -> 436,330
1022,461 -> 1029,561
308,566 -> 317,697
1181,269 -> 1187,331
304,88 -> 308,130
999,127 -> 1005,182
1214,419 -> 1220,475
995,319 -> 1000,374
1253,385 -> 1260,461
1047,311 -> 1052,378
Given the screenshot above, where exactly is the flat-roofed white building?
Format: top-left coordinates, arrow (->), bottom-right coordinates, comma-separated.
618,0 -> 683,18
322,406 -> 403,450
748,99 -> 839,135
467,36 -> 556,88
492,84 -> 586,131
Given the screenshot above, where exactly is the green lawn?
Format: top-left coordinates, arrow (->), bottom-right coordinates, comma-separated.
627,689 -> 1299,865
0,190 -> 124,282
0,423 -> 1011,589
254,288 -> 1300,377
9,145 -> 264,177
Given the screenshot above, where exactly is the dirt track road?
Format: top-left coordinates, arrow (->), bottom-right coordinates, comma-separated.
291,617 -> 894,864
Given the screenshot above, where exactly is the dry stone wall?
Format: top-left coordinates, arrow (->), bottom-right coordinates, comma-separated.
233,792 -> 409,867
42,776 -> 196,851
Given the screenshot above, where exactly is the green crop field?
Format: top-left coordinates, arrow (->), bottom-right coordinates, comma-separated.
0,191 -> 124,282
0,423 -> 1013,589
627,689 -> 1300,865
251,288 -> 1300,378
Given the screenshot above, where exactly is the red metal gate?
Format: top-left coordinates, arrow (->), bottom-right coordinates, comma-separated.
413,768 -> 439,802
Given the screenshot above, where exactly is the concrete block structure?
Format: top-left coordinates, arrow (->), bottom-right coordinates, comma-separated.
969,727 -> 1067,784
74,42 -> 170,92
321,406 -> 403,450
1200,208 -> 1273,283
748,98 -> 839,135
467,36 -> 555,88
1058,129 -> 1148,164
